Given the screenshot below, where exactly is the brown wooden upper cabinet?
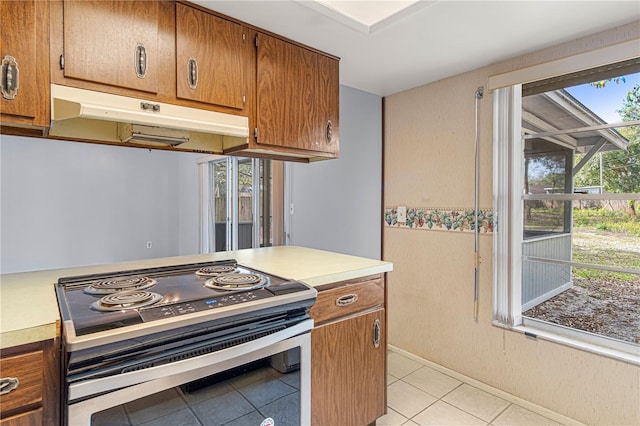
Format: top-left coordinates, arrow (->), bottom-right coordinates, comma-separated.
61,0 -> 160,94
44,0 -> 340,161
176,3 -> 249,112
0,0 -> 49,129
255,33 -> 339,158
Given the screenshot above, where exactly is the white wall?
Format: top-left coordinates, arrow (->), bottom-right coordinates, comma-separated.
0,136 -> 202,273
288,85 -> 382,260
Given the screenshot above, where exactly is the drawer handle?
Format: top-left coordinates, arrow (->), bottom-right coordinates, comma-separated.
0,377 -> 19,395
336,293 -> 358,307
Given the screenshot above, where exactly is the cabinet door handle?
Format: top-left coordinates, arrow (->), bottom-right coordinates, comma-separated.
336,293 -> 358,307
0,377 -> 19,395
1,55 -> 20,100
187,57 -> 198,89
325,120 -> 333,144
135,43 -> 147,79
373,318 -> 381,348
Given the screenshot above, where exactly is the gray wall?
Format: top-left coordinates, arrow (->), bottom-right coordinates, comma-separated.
288,85 -> 382,260
0,136 -> 202,273
0,84 -> 383,272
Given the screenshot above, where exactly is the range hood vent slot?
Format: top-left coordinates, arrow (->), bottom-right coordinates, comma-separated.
123,132 -> 189,146
118,124 -> 190,146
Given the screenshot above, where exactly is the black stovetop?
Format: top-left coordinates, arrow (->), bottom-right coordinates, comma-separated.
56,260 -> 313,338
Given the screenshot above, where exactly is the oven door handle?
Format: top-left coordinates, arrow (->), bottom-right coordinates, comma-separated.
68,319 -> 313,402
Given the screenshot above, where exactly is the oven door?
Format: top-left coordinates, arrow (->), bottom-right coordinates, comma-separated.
66,320 -> 312,426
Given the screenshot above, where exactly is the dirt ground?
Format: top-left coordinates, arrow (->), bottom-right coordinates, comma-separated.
523,230 -> 640,344
523,276 -> 640,344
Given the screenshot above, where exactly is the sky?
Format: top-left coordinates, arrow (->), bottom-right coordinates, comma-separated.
565,72 -> 639,124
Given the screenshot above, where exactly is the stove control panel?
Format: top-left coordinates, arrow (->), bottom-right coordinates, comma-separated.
139,289 -> 274,322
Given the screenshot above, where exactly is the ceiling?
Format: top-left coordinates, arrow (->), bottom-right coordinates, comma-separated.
192,1 -> 640,97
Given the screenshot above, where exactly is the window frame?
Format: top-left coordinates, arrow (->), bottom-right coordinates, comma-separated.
490,41 -> 640,365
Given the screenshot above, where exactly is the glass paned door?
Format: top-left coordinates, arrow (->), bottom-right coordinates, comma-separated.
206,157 -> 281,252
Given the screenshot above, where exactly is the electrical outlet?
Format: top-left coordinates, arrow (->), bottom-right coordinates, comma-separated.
146,241 -> 152,249
397,206 -> 407,223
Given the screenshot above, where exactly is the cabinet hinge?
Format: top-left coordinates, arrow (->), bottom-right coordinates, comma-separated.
59,54 -> 65,70
255,35 -> 258,48
254,127 -> 258,139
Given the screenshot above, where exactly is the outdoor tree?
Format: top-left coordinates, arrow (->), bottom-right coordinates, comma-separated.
574,83 -> 640,214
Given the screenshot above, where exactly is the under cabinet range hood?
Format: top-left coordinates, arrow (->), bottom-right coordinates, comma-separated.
48,84 -> 249,152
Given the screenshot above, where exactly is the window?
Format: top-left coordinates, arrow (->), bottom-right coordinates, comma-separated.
492,53 -> 640,362
198,156 -> 284,252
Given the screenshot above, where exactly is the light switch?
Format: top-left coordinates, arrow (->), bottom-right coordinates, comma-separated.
397,206 -> 407,223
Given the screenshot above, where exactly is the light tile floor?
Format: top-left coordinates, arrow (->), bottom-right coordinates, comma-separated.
379,349 -> 581,426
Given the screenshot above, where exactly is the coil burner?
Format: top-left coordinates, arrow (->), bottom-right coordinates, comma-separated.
195,264 -> 237,277
83,276 -> 157,295
204,273 -> 268,292
90,290 -> 163,312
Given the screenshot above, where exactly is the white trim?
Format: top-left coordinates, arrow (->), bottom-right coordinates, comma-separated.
516,320 -> 639,366
283,162 -> 293,246
229,158 -> 236,251
524,255 -> 640,275
492,85 -> 523,327
251,158 -> 261,248
196,154 -> 225,164
523,193 -> 640,201
523,232 -> 570,244
488,39 -> 640,90
521,281 -> 572,312
493,87 -> 510,325
198,162 -> 209,254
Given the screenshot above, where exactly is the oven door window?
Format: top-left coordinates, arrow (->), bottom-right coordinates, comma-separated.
90,350 -> 301,426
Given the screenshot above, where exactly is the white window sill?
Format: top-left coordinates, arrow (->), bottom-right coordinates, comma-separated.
493,318 -> 640,366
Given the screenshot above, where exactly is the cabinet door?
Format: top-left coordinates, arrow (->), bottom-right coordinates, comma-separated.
315,52 -> 340,156
62,0 -> 158,93
311,308 -> 385,426
0,0 -> 48,127
256,33 -> 339,155
176,4 -> 246,110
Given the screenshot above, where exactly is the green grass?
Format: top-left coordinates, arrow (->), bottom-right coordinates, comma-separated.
525,207 -> 640,281
572,208 -> 640,282
573,208 -> 640,236
573,209 -> 640,282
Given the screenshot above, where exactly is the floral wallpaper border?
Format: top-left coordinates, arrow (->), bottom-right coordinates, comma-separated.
384,207 -> 494,234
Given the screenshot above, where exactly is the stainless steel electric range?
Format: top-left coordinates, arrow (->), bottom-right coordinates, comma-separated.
55,259 -> 316,426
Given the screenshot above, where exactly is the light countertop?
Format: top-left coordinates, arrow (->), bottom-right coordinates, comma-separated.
0,246 -> 392,349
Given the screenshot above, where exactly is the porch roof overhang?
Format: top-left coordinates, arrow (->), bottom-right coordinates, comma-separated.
522,89 -> 628,154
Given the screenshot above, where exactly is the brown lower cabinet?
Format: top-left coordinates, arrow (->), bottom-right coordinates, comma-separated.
0,340 -> 59,426
310,274 -> 386,426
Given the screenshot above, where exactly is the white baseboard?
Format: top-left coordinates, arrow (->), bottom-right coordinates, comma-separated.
387,344 -> 585,426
